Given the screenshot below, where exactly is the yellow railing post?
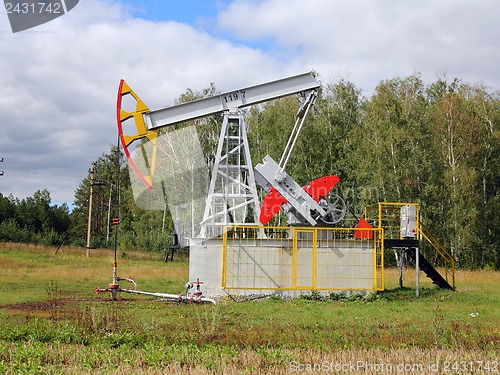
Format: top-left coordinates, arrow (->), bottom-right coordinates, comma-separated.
221,226 -> 228,289
312,229 -> 317,290
378,202 -> 383,229
381,228 -> 385,290
292,227 -> 297,289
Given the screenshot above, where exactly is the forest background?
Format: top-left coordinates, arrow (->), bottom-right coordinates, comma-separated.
0,74 -> 498,269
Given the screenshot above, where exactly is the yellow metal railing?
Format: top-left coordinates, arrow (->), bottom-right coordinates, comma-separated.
418,221 -> 455,289
222,225 -> 384,292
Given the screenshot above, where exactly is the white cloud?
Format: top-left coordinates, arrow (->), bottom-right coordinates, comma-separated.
217,0 -> 500,90
0,0 -> 498,205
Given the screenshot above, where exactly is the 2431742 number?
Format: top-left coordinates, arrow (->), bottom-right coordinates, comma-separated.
442,361 -> 498,373
5,2 -> 62,14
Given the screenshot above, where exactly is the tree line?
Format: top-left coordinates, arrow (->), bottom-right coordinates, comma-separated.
0,189 -> 70,245
1,74 -> 498,268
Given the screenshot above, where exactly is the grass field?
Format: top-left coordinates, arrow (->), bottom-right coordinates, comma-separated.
0,242 -> 498,374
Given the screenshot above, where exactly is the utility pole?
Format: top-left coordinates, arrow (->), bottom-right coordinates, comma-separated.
0,158 -> 4,176
106,182 -> 113,244
86,161 -> 95,257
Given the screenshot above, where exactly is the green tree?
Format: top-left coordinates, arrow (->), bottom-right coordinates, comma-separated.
316,79 -> 364,216
72,147 -> 128,248
426,79 -> 500,267
0,193 -> 15,222
352,75 -> 428,202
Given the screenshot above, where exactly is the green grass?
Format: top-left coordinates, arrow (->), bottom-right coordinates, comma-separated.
0,242 -> 498,374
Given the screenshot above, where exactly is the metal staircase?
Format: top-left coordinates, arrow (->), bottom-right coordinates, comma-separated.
366,202 -> 456,291
404,248 -> 454,289
417,221 -> 455,289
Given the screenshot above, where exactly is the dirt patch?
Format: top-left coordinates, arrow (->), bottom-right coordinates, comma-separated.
1,297 -> 140,317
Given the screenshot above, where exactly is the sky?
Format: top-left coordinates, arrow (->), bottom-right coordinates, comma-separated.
0,0 -> 499,207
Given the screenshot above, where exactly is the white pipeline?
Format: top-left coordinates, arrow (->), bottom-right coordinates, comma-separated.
120,288 -> 216,304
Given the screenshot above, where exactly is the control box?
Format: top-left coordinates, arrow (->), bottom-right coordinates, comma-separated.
400,205 -> 417,239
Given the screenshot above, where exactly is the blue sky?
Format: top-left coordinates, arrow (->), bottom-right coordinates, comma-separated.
118,0 -> 227,23
117,0 -> 274,51
1,0 -> 499,206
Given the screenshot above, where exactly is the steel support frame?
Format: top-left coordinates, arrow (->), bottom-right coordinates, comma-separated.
200,111 -> 261,238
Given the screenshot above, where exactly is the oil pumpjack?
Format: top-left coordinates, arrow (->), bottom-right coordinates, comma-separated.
97,71 -> 353,299
117,71 -> 346,234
